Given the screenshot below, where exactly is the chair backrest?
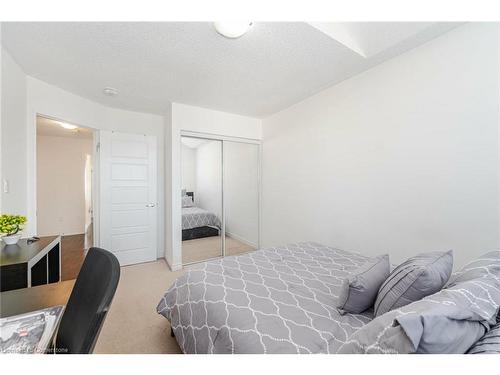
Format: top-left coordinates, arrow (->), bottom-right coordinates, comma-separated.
55,247 -> 120,354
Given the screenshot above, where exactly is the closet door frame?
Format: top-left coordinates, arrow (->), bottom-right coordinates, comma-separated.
180,130 -> 262,258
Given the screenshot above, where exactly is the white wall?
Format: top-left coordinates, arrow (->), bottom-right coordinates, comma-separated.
84,154 -> 92,234
1,49 -> 27,219
0,26 -> 3,212
0,60 -> 167,257
25,77 -> 166,258
166,103 -> 262,269
224,141 -> 260,247
173,103 -> 262,140
181,144 -> 196,193
195,140 -> 222,219
262,23 -> 500,268
164,102 -> 175,267
37,134 -> 93,236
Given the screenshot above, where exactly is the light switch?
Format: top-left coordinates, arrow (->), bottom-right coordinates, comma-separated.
3,179 -> 9,193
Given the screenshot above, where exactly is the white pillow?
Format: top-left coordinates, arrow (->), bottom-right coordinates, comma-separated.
182,195 -> 194,208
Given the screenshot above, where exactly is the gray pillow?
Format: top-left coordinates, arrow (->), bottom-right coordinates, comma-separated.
396,305 -> 487,354
447,250 -> 500,287
374,250 -> 453,316
337,273 -> 500,354
468,323 -> 500,354
337,254 -> 390,314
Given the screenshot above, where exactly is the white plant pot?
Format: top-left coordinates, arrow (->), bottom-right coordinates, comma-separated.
2,234 -> 21,245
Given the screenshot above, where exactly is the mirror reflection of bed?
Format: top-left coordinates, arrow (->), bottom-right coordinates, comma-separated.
181,191 -> 255,263
181,136 -> 259,265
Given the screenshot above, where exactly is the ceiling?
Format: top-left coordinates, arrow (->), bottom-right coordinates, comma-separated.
2,22 -> 461,118
309,22 -> 454,58
37,116 -> 94,139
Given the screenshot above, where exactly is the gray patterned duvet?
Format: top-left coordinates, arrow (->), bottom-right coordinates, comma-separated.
157,242 -> 375,353
182,207 -> 221,230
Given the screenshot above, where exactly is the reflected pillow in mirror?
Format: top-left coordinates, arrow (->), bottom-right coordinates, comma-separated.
182,195 -> 194,208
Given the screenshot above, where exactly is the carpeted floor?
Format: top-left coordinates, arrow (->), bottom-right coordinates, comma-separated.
182,235 -> 256,264
94,260 -> 184,354
94,240 -> 257,353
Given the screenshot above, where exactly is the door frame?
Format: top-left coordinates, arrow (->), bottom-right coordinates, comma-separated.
29,113 -> 100,246
179,130 -> 262,265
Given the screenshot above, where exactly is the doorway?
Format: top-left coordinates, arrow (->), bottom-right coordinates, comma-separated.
36,115 -> 95,280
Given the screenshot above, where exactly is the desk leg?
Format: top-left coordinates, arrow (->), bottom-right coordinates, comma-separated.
31,256 -> 48,287
48,242 -> 61,283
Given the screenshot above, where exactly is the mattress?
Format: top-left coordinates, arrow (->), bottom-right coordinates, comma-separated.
157,242 -> 375,353
182,207 -> 221,231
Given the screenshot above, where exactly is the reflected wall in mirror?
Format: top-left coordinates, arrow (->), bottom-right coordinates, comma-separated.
181,136 -> 223,264
224,141 -> 259,256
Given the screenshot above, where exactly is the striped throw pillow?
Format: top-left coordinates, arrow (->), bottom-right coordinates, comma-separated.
374,250 -> 453,316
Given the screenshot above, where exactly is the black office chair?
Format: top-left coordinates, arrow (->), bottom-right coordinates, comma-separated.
55,247 -> 120,354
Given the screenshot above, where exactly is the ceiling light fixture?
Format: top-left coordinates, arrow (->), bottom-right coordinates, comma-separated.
214,22 -> 253,39
103,87 -> 118,97
57,121 -> 78,130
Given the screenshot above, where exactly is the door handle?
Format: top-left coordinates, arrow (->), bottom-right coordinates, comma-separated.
146,203 -> 156,208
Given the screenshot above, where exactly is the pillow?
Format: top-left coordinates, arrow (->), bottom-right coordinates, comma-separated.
182,195 -> 194,208
468,323 -> 500,354
374,250 -> 453,316
336,254 -> 390,314
396,306 -> 487,354
337,273 -> 500,354
447,250 -> 500,287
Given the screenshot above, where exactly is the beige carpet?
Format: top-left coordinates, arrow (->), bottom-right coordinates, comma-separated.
94,260 -> 184,354
95,240 -> 257,354
182,235 -> 256,264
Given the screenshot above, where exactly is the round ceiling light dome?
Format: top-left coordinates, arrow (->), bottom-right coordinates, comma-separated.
214,22 -> 253,39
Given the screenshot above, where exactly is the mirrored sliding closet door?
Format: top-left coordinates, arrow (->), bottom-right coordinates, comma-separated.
223,141 -> 260,256
180,134 -> 260,265
181,136 -> 223,264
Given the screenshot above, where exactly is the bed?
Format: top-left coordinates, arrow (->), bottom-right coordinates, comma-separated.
157,242 -> 374,353
182,192 -> 221,241
157,242 -> 500,354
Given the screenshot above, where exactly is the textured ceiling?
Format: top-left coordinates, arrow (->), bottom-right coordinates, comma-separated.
2,22 -> 461,118
308,22 -> 445,58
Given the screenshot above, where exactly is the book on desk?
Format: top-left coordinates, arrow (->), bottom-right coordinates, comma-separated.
0,305 -> 64,354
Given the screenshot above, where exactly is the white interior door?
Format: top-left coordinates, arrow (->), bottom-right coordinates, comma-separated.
99,130 -> 157,266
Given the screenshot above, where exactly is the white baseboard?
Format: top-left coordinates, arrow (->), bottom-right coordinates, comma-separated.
85,222 -> 92,234
165,257 -> 183,271
171,263 -> 183,271
38,232 -> 85,237
226,232 -> 257,248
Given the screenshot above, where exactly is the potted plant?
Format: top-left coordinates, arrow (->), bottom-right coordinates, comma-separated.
0,214 -> 27,245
